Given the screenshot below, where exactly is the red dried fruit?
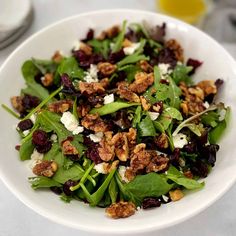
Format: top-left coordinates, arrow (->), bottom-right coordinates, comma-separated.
142,197 -> 161,209
149,23 -> 166,43
22,94 -> 40,110
63,179 -> 78,196
81,28 -> 94,42
187,58 -> 203,75
17,119 -> 33,131
32,130 -> 49,146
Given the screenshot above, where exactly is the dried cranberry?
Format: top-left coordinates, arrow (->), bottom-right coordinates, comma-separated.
141,137 -> 157,150
197,130 -> 209,147
17,119 -> 33,131
63,180 -> 77,196
15,145 -> 21,151
169,148 -> 180,167
183,142 -> 196,153
91,53 -> 104,64
113,110 -> 131,130
200,144 -> 219,167
61,73 -> 73,89
158,48 -> 177,68
108,49 -> 125,64
35,141 -> 52,153
82,128 -> 93,136
149,23 -> 166,43
32,130 -> 49,146
142,197 -> 161,209
191,160 -> 209,178
67,154 -> 80,162
125,28 -> 143,42
88,96 -> 104,106
81,28 -> 94,42
186,58 -> 203,75
50,186 -> 62,195
22,95 -> 40,110
86,146 -> 102,164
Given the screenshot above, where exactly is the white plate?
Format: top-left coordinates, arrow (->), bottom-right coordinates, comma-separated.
0,9 -> 236,235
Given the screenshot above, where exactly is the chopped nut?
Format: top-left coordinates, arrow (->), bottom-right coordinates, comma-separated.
32,160 -> 58,177
80,42 -> 93,55
61,140 -> 78,155
41,73 -> 53,87
152,102 -> 163,113
140,96 -> 151,111
180,102 -> 189,115
78,81 -> 106,95
100,78 -> 109,88
103,160 -> 120,173
122,38 -> 133,47
117,81 -> 140,103
97,25 -> 120,40
106,201 -> 136,219
146,151 -> 169,173
48,99 -> 73,113
112,133 -> 129,161
97,62 -> 117,76
169,189 -> 184,201
10,96 -> 24,113
77,104 -> 90,117
126,128 -> 137,150
165,39 -> 184,62
81,113 -> 109,133
155,133 -> 169,149
124,168 -> 136,182
188,87 -> 204,100
183,170 -> 193,179
98,132 -> 115,162
52,50 -> 64,63
139,60 -> 153,73
129,72 -> 154,94
197,80 -> 217,96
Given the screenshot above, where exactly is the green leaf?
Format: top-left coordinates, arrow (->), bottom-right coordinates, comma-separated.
154,66 -> 161,87
185,123 -> 202,136
108,178 -> 118,203
90,102 -> 139,116
112,20 -> 127,53
29,176 -> 61,190
88,39 -> 110,59
124,173 -> 173,205
172,64 -> 193,85
165,107 -> 183,121
166,165 -> 204,190
132,106 -> 142,127
57,57 -> 84,79
60,193 -> 73,203
19,138 -> 34,161
31,58 -> 58,74
43,143 -> 64,167
117,54 -> 149,68
201,111 -> 219,127
138,114 -> 156,136
209,120 -> 226,144
70,135 -> 86,156
118,64 -> 141,83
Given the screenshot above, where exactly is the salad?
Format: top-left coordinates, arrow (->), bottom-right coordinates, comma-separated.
3,21 -> 229,219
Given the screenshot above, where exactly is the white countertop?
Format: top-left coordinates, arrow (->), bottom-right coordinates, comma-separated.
0,1 -> 236,235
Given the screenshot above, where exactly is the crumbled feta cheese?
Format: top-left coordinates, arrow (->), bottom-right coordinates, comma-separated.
203,101 -> 210,109
219,109 -> 226,121
158,63 -> 172,79
73,40 -> 81,51
94,163 -> 106,174
162,195 -> 169,202
123,42 -> 141,55
84,64 -> 99,83
31,149 -> 44,161
30,114 -> 37,124
173,133 -> 188,148
23,130 -> 30,137
118,166 -> 129,183
50,134 -> 58,142
89,132 -> 104,143
60,111 -> 83,135
148,111 -> 160,121
104,94 -> 114,104
137,206 -> 141,210
40,76 -> 46,83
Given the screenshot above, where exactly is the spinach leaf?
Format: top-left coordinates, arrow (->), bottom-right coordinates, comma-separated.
112,20 -> 127,53
172,64 -> 193,85
19,138 -> 34,161
201,111 -> 219,127
154,66 -> 161,87
70,135 -> 86,156
90,102 -> 139,116
32,58 -> 57,74
166,165 -> 204,190
60,193 -> 73,203
29,176 -> 61,189
88,39 -> 110,59
108,177 -> 118,203
57,57 -> 84,79
185,123 -> 202,136
132,106 -> 142,127
118,64 -> 141,83
117,54 -> 149,68
138,114 -> 156,136
43,143 -> 64,167
209,120 -> 226,144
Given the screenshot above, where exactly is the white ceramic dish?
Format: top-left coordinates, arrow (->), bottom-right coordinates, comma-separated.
0,9 -> 236,235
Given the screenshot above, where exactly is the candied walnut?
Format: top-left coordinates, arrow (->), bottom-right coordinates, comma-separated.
126,128 -> 137,150
11,96 -> 24,113
155,133 -> 169,149
180,102 -> 189,115
100,78 -> 109,88
61,140 -> 78,155
48,99 -> 73,113
81,113 -> 109,133
169,189 -> 184,201
183,170 -> 193,179
165,39 -> 184,62
77,104 -> 90,117
112,133 -> 129,161
122,38 -> 133,47
97,25 -> 120,40
105,201 -> 136,219
41,73 -> 53,87
188,87 -> 204,100
103,160 -> 120,174
78,81 -> 105,95
80,42 -> 93,55
98,132 -> 115,162
139,60 -> 153,73
124,168 -> 136,182
117,81 -> 140,103
130,143 -> 151,172
52,50 -> 64,63
129,72 -> 154,94
32,160 -> 58,177
97,62 -> 117,76
146,151 -> 169,173
197,80 -> 217,96
151,102 -> 163,113
140,96 -> 151,111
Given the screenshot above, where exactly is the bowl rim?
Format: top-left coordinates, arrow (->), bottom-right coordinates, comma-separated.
0,8 -> 236,234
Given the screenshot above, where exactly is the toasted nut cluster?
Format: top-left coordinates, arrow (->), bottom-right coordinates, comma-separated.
52,50 -> 64,63
48,99 -> 73,113
11,96 -> 24,113
97,62 -> 117,76
97,25 -> 120,40
139,60 -> 153,73
126,128 -> 137,150
80,42 -> 93,55
41,73 -> 54,87
146,151 -> 169,173
103,160 -> 120,174
169,189 -> 184,201
112,133 -> 129,161
155,133 -> 169,149
81,113 -> 109,133
105,201 -> 136,219
140,96 -> 151,111
78,81 -> 106,95
129,72 -> 154,94
165,39 -> 184,62
122,38 -> 133,47
117,82 -> 140,103
197,80 -> 217,96
77,104 -> 91,117
32,160 -> 58,177
62,140 -> 78,155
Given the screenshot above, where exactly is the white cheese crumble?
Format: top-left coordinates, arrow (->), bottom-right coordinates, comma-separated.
158,63 -> 172,80
84,64 -> 99,83
173,133 -> 188,148
118,166 -> 129,183
30,114 -> 37,124
60,111 -> 84,135
104,94 -> 114,105
22,130 -> 30,137
162,195 -> 169,202
148,111 -> 160,121
89,132 -> 104,143
123,42 -> 141,55
73,40 -> 81,51
31,149 -> 44,161
203,101 -> 210,109
50,134 -> 58,142
94,163 -> 106,174
219,109 -> 226,121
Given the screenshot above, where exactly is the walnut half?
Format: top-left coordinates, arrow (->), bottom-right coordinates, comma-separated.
32,160 -> 58,177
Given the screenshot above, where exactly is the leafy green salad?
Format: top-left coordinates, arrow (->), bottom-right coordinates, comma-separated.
3,21 -> 230,219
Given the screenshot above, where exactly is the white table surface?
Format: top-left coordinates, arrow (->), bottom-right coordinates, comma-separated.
1,1 -> 236,235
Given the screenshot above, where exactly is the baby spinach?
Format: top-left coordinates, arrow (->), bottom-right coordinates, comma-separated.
117,54 -> 149,68
19,138 -> 34,161
90,102 -> 139,116
209,120 -> 227,144
118,64 -> 141,83
112,20 -> 127,53
132,106 -> 142,127
108,177 -> 118,203
29,176 -> 61,190
138,114 -> 156,137
172,64 -> 193,85
31,58 -> 57,74
88,39 -> 110,59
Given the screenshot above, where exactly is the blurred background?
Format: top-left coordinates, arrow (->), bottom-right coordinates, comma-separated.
1,1 -> 236,236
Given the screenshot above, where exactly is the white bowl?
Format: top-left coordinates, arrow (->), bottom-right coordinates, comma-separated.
0,9 -> 236,235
